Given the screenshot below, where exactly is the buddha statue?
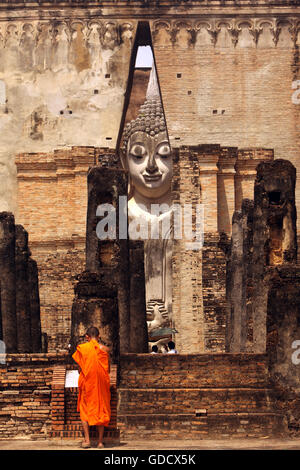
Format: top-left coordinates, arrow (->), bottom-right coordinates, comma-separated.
120,65 -> 173,348
121,66 -> 173,217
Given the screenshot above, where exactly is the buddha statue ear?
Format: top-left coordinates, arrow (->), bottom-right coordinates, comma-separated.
119,146 -> 128,171
119,146 -> 134,200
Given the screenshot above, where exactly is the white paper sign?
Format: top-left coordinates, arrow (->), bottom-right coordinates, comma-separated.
65,370 -> 79,388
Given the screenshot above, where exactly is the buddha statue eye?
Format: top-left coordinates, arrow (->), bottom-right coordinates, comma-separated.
157,143 -> 171,158
129,144 -> 146,158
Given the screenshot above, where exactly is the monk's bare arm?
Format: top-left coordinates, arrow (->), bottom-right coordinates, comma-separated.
100,344 -> 110,374
72,348 -> 82,374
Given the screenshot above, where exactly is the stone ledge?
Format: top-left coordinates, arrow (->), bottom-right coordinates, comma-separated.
120,352 -> 268,361
0,352 -> 70,368
0,0 -> 297,9
118,412 -> 287,438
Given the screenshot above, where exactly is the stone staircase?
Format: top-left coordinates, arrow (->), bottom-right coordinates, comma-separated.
117,353 -> 287,439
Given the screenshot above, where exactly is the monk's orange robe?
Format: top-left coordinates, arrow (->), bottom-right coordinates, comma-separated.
72,339 -> 111,426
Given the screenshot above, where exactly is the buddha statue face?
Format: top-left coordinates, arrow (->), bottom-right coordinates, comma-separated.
126,130 -> 173,201
121,65 -> 173,206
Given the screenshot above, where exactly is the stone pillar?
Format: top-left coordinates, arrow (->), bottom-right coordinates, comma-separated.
0,213 -> 17,353
226,199 -> 253,352
217,148 -> 237,235
129,241 -> 148,353
72,147 -> 96,245
234,148 -> 274,211
267,266 -> 300,393
197,146 -> 228,352
227,211 -> 245,352
85,165 -> 130,355
15,225 -> 32,353
86,166 -> 128,272
71,271 -> 119,362
28,258 -> 42,353
118,233 -> 131,354
252,159 -> 297,353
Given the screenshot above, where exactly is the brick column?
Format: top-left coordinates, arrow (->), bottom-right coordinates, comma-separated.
197,146 -> 220,234
235,148 -> 274,212
196,146 -> 227,351
171,147 -> 204,353
227,210 -> 248,352
72,147 -> 96,247
252,160 -> 296,353
129,240 -> 148,353
54,149 -> 77,243
15,225 -> 32,353
28,258 -> 42,353
217,148 -> 237,235
51,365 -> 66,433
73,165 -> 132,359
0,213 -> 17,353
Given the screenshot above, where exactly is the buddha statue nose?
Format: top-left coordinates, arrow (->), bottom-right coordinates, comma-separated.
146,152 -> 159,174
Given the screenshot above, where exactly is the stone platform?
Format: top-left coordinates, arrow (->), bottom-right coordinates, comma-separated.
0,352 -> 292,440
118,353 -> 287,439
0,353 -> 119,442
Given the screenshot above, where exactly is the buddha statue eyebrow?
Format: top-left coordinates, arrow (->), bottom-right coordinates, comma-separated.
129,142 -> 147,151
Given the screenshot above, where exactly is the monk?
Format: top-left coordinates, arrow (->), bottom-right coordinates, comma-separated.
72,326 -> 111,449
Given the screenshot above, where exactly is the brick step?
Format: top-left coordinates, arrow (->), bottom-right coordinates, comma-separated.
118,387 -> 279,414
118,412 -> 287,439
62,424 -> 117,431
65,409 -> 117,425
65,417 -> 118,426
64,388 -> 118,427
49,427 -> 120,442
205,412 -> 286,437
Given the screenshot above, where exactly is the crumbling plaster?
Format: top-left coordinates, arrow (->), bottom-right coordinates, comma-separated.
0,17 -> 137,213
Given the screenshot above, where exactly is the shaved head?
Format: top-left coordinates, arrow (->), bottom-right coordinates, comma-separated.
86,326 -> 100,338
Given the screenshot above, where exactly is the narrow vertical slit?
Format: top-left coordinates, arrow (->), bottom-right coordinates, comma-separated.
116,21 -> 169,154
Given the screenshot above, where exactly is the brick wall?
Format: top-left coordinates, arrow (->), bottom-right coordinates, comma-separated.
0,351 -> 290,440
49,364 -> 119,442
34,249 -> 85,351
152,19 -> 300,232
119,353 -> 270,389
15,147 -> 118,351
0,353 -> 68,438
118,353 -> 287,438
202,233 -> 227,352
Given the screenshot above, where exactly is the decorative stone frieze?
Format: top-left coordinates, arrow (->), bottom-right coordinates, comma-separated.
151,18 -> 300,47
